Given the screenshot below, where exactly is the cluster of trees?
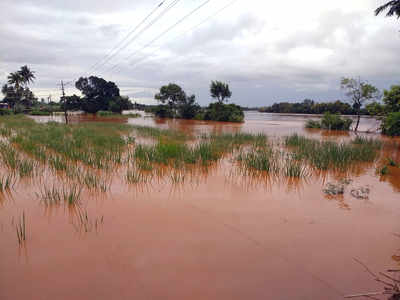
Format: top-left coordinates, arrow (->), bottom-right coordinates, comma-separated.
1,66 -> 38,112
152,81 -> 244,123
62,76 -> 134,114
259,99 -> 360,115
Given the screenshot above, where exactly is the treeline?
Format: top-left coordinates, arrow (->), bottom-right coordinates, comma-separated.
1,67 -> 134,115
150,81 -> 244,123
258,99 -> 366,115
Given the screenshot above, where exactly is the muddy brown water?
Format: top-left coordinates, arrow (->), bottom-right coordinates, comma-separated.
1,112 -> 399,299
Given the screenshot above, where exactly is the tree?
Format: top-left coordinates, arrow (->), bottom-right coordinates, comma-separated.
18,65 -> 35,86
375,0 -> 400,18
108,96 -> 134,113
382,84 -> 400,113
210,81 -> 232,103
75,76 -> 120,113
340,77 -> 380,132
177,94 -> 200,119
155,83 -> 186,110
60,95 -> 82,111
3,66 -> 37,111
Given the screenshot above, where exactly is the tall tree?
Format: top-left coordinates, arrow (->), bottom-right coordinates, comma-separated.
155,83 -> 186,109
18,65 -> 35,86
210,81 -> 232,103
375,0 -> 400,18
75,76 -> 120,113
341,77 -> 380,132
7,72 -> 23,91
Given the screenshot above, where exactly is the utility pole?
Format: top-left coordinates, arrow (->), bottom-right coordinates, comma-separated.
59,80 -> 69,124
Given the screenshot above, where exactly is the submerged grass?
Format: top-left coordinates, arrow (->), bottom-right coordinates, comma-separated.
16,212 -> 26,245
285,134 -> 382,171
37,185 -> 82,206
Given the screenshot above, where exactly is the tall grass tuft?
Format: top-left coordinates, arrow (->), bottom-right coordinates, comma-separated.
16,212 -> 26,245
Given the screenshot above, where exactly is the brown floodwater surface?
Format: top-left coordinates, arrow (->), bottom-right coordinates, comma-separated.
1,112 -> 400,300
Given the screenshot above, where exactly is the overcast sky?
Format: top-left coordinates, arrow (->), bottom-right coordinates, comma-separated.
0,0 -> 399,106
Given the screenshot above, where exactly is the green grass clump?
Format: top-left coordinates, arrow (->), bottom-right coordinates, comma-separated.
38,185 -> 82,206
30,110 -> 51,116
305,119 -> 322,129
305,113 -> 352,131
237,148 -> 277,172
285,134 -> 381,171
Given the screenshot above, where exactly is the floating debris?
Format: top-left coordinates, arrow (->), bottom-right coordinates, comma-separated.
350,186 -> 370,200
323,182 -> 345,195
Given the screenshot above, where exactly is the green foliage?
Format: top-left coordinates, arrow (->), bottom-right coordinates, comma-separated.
201,102 -> 244,123
381,112 -> 400,136
341,77 -> 380,131
154,83 -> 200,119
305,119 -> 321,129
320,112 -> 353,130
75,76 -> 122,113
108,96 -> 134,113
155,83 -> 186,108
260,99 -> 357,115
61,94 -> 82,111
2,66 -> 37,110
305,112 -> 352,130
285,134 -> 381,171
366,101 -> 385,116
382,84 -> 400,113
210,81 -> 232,103
177,95 -> 200,119
0,108 -> 13,115
30,110 -> 51,116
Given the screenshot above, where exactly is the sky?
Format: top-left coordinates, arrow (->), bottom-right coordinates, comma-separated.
0,0 -> 399,106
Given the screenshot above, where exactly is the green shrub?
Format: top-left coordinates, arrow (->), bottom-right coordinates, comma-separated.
201,103 -> 244,123
97,111 -> 115,116
381,112 -> 400,136
152,105 -> 175,118
30,110 -> 51,116
305,119 -> 321,129
0,108 -> 13,116
305,112 -> 352,131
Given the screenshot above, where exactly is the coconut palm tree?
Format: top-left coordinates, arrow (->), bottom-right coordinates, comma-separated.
375,0 -> 400,18
18,65 -> 35,86
7,72 -> 23,90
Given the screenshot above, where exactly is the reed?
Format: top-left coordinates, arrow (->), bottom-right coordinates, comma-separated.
16,212 -> 26,245
285,134 -> 381,171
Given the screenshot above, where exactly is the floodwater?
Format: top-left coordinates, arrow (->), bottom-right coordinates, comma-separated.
1,112 -> 400,300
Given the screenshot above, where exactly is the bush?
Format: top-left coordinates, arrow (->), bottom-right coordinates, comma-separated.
305,112 -> 352,131
97,111 -> 115,116
0,108 -> 13,116
153,105 -> 175,118
382,112 -> 400,136
305,119 -> 321,129
201,103 -> 244,123
30,110 -> 51,116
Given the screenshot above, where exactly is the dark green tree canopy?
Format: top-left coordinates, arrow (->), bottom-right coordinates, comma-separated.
75,76 -> 121,113
210,81 -> 232,103
18,65 -> 35,86
2,66 -> 37,110
155,83 -> 186,107
375,0 -> 400,18
382,84 -> 400,113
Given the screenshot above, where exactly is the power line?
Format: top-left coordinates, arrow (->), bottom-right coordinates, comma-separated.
107,0 -> 212,74
91,0 -> 183,76
129,0 -> 239,69
85,1 -> 167,77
